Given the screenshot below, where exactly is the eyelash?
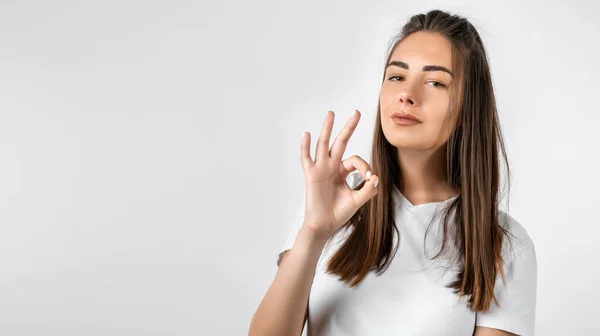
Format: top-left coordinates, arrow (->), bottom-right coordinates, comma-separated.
388,75 -> 446,88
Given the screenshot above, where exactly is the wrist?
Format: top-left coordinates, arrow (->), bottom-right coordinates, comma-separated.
295,226 -> 330,251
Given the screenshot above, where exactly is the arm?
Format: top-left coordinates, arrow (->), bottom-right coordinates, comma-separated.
249,226 -> 327,336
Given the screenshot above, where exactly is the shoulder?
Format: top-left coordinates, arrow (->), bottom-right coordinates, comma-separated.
498,211 -> 536,261
475,211 -> 538,335
495,211 -> 538,292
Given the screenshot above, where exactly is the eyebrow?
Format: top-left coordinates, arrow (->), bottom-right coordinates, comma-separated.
386,60 -> 454,77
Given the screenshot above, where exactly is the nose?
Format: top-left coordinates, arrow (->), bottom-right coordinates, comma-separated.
398,90 -> 416,106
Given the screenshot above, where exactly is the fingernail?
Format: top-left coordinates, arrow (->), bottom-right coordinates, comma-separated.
374,178 -> 379,188
366,171 -> 372,180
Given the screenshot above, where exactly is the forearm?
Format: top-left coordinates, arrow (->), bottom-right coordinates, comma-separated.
249,227 -> 328,336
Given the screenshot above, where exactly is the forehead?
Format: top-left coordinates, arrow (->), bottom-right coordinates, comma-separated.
389,31 -> 453,69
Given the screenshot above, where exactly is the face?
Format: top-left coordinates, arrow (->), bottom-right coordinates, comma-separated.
380,31 -> 459,151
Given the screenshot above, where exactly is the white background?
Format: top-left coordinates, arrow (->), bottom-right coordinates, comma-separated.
1,0 -> 598,335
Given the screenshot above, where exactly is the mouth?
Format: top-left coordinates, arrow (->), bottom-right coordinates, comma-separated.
390,112 -> 422,126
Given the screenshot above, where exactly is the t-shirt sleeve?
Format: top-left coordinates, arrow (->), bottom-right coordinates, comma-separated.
276,199 -> 306,267
475,242 -> 538,336
276,170 -> 366,267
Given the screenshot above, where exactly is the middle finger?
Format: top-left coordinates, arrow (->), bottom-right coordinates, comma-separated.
329,110 -> 360,160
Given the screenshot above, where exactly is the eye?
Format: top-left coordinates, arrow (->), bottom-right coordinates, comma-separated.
388,75 -> 446,88
428,81 -> 446,88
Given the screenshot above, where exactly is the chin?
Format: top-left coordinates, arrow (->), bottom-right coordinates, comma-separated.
391,142 -> 428,151
385,134 -> 438,152
383,128 -> 420,147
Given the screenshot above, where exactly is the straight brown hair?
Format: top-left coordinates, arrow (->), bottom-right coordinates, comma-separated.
324,9 -> 517,313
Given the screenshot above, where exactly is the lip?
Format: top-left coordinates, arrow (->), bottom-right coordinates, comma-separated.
390,112 -> 422,125
392,117 -> 420,126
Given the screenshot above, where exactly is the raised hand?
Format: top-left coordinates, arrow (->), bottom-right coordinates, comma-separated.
300,110 -> 379,241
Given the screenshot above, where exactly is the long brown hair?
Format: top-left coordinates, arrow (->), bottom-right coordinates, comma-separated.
324,9 -> 516,313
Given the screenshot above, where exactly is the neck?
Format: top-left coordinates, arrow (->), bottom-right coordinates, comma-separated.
396,146 -> 459,205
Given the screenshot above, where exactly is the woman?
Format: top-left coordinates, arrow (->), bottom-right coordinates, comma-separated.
250,9 -> 537,336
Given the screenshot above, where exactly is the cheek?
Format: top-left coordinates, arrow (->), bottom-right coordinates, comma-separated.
423,89 -> 449,103
379,86 -> 394,109
424,93 -> 450,115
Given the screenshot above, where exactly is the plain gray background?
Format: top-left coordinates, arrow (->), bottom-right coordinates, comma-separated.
1,0 -> 598,335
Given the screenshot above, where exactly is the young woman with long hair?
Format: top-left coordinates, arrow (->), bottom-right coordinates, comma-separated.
250,9 -> 537,336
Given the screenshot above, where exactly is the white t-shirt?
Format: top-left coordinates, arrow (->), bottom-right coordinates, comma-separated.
278,170 -> 537,336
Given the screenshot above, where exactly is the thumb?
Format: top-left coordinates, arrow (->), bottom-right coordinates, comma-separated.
353,174 -> 379,206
